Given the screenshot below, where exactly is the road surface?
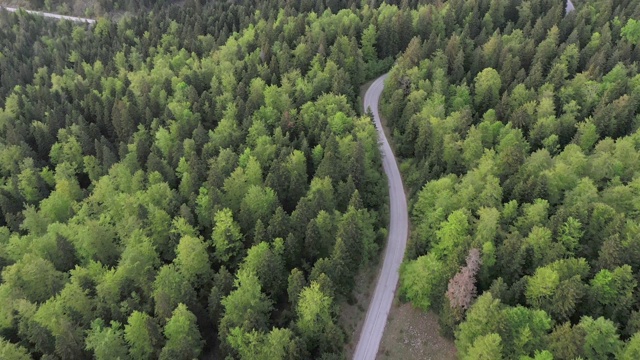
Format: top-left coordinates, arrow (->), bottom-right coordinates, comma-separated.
353,74 -> 409,360
566,0 -> 575,13
1,6 -> 96,23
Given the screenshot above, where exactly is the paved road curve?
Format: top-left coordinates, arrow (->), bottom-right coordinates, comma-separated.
1,6 -> 96,23
354,74 -> 409,360
354,1 -> 577,355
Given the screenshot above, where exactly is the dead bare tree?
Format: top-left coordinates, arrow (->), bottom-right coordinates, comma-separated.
446,248 -> 482,319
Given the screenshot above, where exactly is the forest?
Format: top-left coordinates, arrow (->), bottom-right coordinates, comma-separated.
380,0 -> 640,358
1,0 -> 640,359
0,0 -> 401,358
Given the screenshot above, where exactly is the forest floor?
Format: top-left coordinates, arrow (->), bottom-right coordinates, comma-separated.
377,300 -> 457,360
340,261 -> 382,358
358,78 -> 375,113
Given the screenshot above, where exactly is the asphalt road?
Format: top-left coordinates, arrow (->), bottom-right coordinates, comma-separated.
1,6 -> 96,23
353,74 -> 409,360
566,0 -> 575,13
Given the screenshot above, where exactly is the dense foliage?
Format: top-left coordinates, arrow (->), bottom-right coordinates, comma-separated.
5,0 -> 640,357
380,0 -> 640,358
0,1 -> 442,358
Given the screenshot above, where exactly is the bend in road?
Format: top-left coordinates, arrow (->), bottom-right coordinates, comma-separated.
354,1 -> 575,356
353,74 -> 409,360
1,6 -> 96,23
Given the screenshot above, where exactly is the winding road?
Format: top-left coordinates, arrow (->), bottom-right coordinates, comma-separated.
354,74 -> 409,360
354,0 -> 577,349
1,6 -> 96,23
